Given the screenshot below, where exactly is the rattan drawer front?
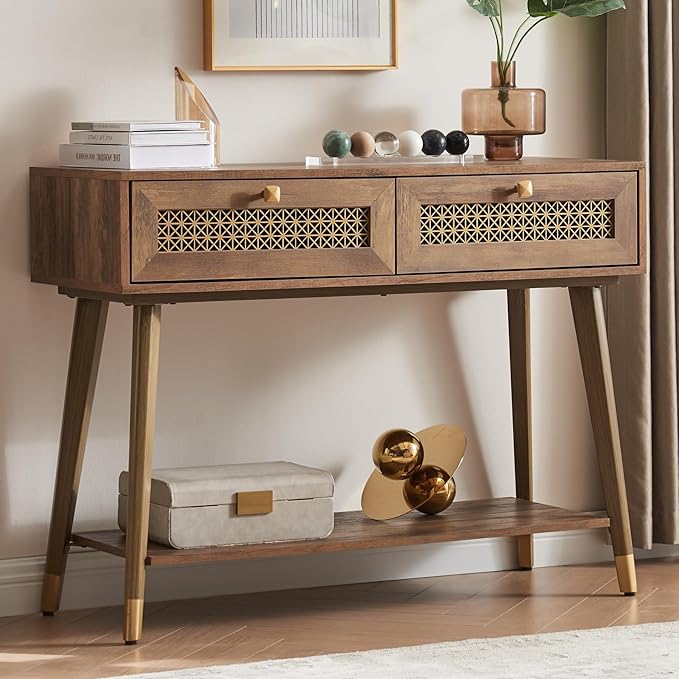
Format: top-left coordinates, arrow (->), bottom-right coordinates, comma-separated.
397,172 -> 638,274
131,179 -> 395,282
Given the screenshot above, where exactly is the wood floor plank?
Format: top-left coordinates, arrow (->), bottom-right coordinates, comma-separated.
17,606 -> 123,663
0,616 -> 28,632
100,617 -> 247,675
102,627 -> 285,677
407,570 -> 511,607
0,609 -> 108,648
20,603 -> 178,678
477,565 -> 618,636
1,558 -> 677,678
540,570 -> 660,632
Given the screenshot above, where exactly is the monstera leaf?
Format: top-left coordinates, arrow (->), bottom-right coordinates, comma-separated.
527,0 -> 625,17
466,0 -> 500,16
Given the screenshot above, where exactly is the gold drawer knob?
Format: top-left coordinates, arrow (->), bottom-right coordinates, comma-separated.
263,185 -> 281,203
515,180 -> 534,199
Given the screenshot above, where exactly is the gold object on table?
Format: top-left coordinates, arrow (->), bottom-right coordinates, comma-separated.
404,466 -> 456,515
361,424 -> 466,521
372,429 -> 424,480
236,490 -> 274,516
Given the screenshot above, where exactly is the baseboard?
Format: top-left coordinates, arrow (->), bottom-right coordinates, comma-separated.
1,529 -> 676,618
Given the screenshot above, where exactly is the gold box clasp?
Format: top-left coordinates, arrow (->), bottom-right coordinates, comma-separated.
237,490 -> 274,516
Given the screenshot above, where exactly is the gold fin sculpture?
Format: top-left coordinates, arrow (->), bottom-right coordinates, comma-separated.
175,66 -> 221,166
361,425 -> 466,521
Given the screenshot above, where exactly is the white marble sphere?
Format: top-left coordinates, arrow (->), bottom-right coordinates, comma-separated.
398,130 -> 423,157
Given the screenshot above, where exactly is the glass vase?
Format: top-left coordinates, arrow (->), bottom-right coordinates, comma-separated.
462,62 -> 545,161
174,67 -> 221,166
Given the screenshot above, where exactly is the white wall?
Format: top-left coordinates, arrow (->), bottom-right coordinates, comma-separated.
1,0 -> 608,602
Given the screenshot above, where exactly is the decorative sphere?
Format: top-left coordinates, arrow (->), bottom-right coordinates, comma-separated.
374,131 -> 400,157
397,130 -> 423,157
404,465 -> 456,515
372,429 -> 424,480
421,129 -> 447,156
446,130 -> 470,156
350,131 -> 376,158
322,129 -> 351,158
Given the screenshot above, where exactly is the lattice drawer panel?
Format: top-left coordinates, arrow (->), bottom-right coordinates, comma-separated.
420,200 -> 614,246
157,207 -> 370,253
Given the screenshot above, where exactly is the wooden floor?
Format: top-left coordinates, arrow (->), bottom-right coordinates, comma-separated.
1,558 -> 678,679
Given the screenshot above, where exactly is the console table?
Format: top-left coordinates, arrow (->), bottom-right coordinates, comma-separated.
30,158 -> 646,644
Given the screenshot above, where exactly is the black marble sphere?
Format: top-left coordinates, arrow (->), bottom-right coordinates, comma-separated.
421,129 -> 447,156
446,130 -> 470,156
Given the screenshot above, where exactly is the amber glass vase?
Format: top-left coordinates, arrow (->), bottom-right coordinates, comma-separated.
462,62 -> 545,161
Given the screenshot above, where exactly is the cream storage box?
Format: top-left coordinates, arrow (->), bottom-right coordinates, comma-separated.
118,462 -> 335,549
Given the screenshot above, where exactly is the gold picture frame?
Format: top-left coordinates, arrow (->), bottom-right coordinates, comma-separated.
203,0 -> 398,71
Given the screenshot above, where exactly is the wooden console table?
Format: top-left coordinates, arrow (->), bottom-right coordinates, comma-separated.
30,158 -> 646,644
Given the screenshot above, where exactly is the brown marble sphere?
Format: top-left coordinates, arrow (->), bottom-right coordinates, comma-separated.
350,131 -> 376,158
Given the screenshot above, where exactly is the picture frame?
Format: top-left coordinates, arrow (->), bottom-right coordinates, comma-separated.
203,0 -> 398,72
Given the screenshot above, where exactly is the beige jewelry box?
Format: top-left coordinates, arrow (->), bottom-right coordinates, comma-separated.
117,462 -> 335,549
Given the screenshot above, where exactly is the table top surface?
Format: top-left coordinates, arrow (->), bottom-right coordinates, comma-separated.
30,157 -> 645,182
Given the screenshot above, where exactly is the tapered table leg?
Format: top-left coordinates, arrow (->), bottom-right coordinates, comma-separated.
507,289 -> 534,569
42,299 -> 109,614
569,286 -> 637,595
124,305 -> 161,644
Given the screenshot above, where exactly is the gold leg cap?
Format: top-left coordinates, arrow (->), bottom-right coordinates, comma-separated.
124,598 -> 145,643
615,554 -> 637,594
41,573 -> 63,614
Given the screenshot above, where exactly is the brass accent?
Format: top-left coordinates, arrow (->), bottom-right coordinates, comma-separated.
41,573 -> 63,613
416,424 -> 466,475
372,429 -> 424,480
157,207 -> 370,253
203,0 -> 398,72
124,598 -> 144,643
361,424 -> 466,521
263,185 -> 281,204
615,554 -> 637,594
404,466 -> 456,515
237,490 -> 274,516
516,180 -> 534,199
420,199 -> 614,246
361,469 -> 428,521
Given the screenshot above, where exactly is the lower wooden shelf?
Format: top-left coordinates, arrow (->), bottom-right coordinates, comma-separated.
71,497 -> 609,567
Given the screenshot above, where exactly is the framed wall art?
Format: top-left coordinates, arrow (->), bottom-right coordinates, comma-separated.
203,0 -> 398,71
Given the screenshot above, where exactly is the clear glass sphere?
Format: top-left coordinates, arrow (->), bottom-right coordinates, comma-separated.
374,131 -> 400,157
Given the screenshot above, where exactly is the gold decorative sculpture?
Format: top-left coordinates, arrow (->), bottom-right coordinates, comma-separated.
361,425 -> 466,520
174,66 -> 221,166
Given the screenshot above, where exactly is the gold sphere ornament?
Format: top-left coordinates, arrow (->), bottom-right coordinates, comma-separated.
404,466 -> 456,515
361,424 -> 466,521
372,429 -> 424,480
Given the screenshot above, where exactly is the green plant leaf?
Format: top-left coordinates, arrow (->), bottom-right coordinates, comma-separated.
528,0 -> 625,17
466,0 -> 500,17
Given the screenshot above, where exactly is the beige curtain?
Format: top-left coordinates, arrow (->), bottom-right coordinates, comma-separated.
607,0 -> 679,548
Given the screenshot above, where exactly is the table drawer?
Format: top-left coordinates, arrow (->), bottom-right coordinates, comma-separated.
131,179 -> 395,282
397,172 -> 638,274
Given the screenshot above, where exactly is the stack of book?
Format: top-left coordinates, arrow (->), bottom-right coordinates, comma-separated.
59,121 -> 213,169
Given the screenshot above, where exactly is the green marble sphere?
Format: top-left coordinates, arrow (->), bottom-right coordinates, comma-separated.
322,129 -> 352,159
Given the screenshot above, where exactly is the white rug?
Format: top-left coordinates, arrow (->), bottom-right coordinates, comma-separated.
110,621 -> 679,678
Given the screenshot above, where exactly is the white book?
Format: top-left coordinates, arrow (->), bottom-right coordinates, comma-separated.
71,120 -> 204,132
69,130 -> 210,146
59,143 -> 213,169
